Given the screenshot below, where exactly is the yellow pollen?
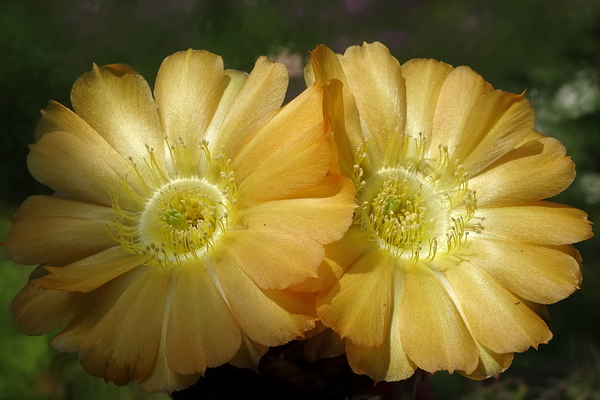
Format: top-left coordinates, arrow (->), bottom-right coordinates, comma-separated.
111,137 -> 237,269
354,133 -> 477,261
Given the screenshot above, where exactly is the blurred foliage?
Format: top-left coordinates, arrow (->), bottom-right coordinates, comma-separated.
1,0 -> 600,399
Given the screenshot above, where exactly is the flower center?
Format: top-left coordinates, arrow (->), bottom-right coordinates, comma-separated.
111,138 -> 237,269
353,134 -> 476,261
138,179 -> 229,266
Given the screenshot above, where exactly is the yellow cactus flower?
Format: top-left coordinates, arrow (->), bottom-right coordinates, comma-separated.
4,49 -> 356,393
304,42 -> 593,382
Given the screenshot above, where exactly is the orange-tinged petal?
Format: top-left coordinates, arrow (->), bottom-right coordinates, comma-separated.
219,230 -> 322,290
320,79 -> 350,175
232,83 -> 324,183
470,136 -> 575,206
239,174 -> 355,245
464,237 -> 581,304
317,248 -> 394,348
41,246 -> 143,293
4,210 -> 116,266
71,63 -> 166,170
211,56 -> 287,160
477,202 -> 593,245
339,42 -> 406,162
77,266 -> 170,386
27,131 -> 144,210
442,258 -> 552,353
401,58 -> 454,141
307,45 -> 347,87
399,263 -> 478,374
166,262 -> 241,375
10,277 -> 89,336
214,254 -> 316,346
236,121 -> 333,207
429,66 -> 493,156
155,49 -> 224,174
309,45 -> 365,173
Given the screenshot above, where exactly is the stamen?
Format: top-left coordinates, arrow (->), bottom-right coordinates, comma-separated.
111,139 -> 238,270
353,133 -> 476,261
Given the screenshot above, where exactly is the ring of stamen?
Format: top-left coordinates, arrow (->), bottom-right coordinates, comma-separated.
354,134 -> 477,261
111,137 -> 237,269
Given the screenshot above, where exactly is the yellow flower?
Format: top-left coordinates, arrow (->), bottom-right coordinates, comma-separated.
4,49 -> 356,392
304,42 -> 593,382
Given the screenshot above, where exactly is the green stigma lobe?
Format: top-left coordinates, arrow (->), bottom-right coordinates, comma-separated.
162,209 -> 188,230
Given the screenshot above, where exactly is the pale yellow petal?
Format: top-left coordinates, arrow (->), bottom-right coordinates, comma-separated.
303,327 -> 346,363
49,268 -> 144,354
239,174 -> 355,245
34,101 -> 150,198
9,277 -> 89,336
232,83 -> 324,183
429,66 -> 493,155
213,255 -> 316,346
70,63 -> 166,170
399,263 -> 478,374
442,257 -> 552,353
3,204 -> 116,265
345,265 -> 417,382
401,58 -> 454,141
227,332 -> 269,371
339,42 -> 406,160
453,90 -> 535,176
211,56 -> 288,160
140,370 -> 198,394
140,347 -> 199,394
517,127 -> 546,144
522,298 -> 550,323
465,237 -> 581,304
459,342 -> 514,380
470,136 -> 575,206
41,246 -> 143,293
77,266 -> 171,386
346,338 -> 416,383
317,248 -> 394,348
155,49 -> 224,174
477,202 -> 592,245
166,262 -> 241,375
236,121 -> 333,207
27,130 -> 144,210
218,230 -> 323,290
290,226 -> 372,293
10,195 -> 114,222
141,271 -> 201,394
202,69 -> 248,145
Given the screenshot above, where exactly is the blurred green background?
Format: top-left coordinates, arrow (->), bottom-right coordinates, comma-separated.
1,0 -> 599,399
